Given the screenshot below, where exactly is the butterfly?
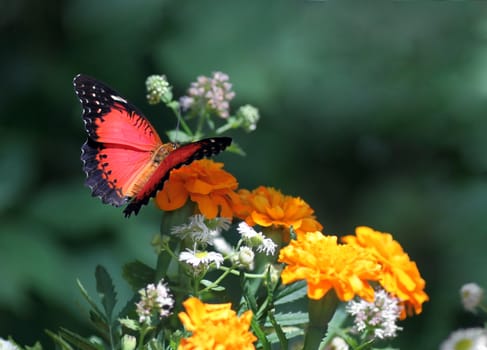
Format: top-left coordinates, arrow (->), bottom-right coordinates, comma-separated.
73,74 -> 232,217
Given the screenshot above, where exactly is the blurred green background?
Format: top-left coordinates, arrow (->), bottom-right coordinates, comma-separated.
2,0 -> 487,348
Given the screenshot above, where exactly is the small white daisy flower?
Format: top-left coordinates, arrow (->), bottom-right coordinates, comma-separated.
0,339 -> 19,350
179,249 -> 224,269
440,328 -> 487,350
171,215 -> 231,248
461,283 -> 484,313
346,288 -> 403,340
237,222 -> 277,256
135,280 -> 174,325
171,214 -> 211,244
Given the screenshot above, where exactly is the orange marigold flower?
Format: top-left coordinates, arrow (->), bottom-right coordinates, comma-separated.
155,159 -> 240,219
178,297 -> 256,350
235,186 -> 322,239
342,226 -> 429,319
278,231 -> 381,302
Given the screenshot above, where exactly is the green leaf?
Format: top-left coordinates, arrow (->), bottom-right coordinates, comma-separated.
250,315 -> 270,350
122,260 -> 156,291
45,330 -> 74,350
118,293 -> 139,320
119,317 -> 140,331
319,307 -> 350,350
265,311 -> 309,326
25,342 -> 43,350
266,327 -> 304,344
274,280 -> 307,305
89,310 -> 110,340
145,339 -> 165,350
76,279 -> 107,323
200,279 -> 225,291
58,328 -> 105,350
226,142 -> 246,156
268,311 -> 287,349
95,265 -> 117,321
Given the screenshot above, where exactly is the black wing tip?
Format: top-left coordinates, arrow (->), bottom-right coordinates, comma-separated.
123,204 -> 140,217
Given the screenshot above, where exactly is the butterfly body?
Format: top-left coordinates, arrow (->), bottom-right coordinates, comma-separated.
74,74 -> 231,216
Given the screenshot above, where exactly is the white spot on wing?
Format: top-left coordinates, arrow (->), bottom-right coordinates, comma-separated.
111,95 -> 127,103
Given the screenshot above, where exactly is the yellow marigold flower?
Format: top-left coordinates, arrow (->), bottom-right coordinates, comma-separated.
341,226 -> 429,319
278,231 -> 381,302
235,186 -> 322,240
178,297 -> 256,350
155,159 -> 240,219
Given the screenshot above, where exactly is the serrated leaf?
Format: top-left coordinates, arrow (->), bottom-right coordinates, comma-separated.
122,260 -> 156,291
58,328 -> 105,350
265,311 -> 309,327
274,280 -> 307,305
89,310 -> 109,340
266,327 -> 304,343
76,279 -> 107,323
95,265 -> 117,321
118,317 -> 140,331
118,293 -> 139,320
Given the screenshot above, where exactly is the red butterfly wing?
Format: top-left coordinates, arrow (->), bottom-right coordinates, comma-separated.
123,137 -> 232,217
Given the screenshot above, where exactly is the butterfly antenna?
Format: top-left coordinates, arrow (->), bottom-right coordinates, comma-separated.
174,108 -> 181,144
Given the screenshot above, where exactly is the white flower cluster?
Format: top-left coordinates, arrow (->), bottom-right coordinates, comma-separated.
180,71 -> 235,119
135,280 -> 174,324
237,222 -> 277,256
346,288 -> 403,340
171,214 -> 231,250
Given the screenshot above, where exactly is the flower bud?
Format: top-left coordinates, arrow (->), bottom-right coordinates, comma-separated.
461,282 -> 484,312
121,335 -> 136,350
146,74 -> 172,105
237,246 -> 255,270
236,104 -> 260,132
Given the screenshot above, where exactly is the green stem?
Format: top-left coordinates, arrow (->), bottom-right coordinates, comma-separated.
169,102 -> 193,137
218,265 -> 267,279
195,110 -> 208,136
303,291 -> 339,350
199,267 -> 233,294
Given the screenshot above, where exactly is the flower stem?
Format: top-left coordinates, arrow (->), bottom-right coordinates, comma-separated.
303,290 -> 339,350
168,102 -> 193,137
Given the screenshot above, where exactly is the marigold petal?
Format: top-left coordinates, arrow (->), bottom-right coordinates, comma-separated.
191,194 -> 219,219
156,180 -> 188,211
185,178 -> 214,194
